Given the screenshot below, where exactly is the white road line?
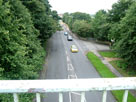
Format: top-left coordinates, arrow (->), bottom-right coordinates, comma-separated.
68,75 -> 76,79
67,56 -> 70,62
60,29 -> 87,102
67,64 -> 73,71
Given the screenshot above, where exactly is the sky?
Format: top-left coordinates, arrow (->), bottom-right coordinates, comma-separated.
48,0 -> 118,14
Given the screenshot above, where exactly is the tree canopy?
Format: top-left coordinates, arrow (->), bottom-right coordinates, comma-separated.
0,0 -> 59,101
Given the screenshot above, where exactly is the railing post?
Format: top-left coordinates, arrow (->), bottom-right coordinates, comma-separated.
122,90 -> 129,102
13,93 -> 19,102
102,90 -> 107,102
81,92 -> 85,102
59,93 -> 63,102
36,93 -> 41,102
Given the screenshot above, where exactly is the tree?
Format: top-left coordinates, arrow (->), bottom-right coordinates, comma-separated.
21,0 -> 58,45
71,12 -> 91,22
51,10 -> 61,20
0,0 -> 45,101
91,10 -> 109,41
72,20 -> 92,37
113,2 -> 136,69
107,0 -> 134,23
107,0 -> 134,41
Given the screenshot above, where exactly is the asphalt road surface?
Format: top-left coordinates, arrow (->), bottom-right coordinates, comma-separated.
42,25 -> 116,102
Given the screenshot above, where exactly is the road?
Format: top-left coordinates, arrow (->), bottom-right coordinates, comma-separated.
42,24 -> 116,102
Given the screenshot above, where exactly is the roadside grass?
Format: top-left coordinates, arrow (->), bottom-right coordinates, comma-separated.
99,51 -> 117,58
87,52 -> 116,78
87,52 -> 136,102
110,60 -> 136,77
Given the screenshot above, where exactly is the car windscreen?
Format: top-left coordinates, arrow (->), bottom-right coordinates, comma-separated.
68,36 -> 72,39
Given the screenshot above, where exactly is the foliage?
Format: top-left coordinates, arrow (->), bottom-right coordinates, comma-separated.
63,12 -> 92,37
110,60 -> 136,77
0,0 -> 59,101
51,10 -> 61,20
72,20 -> 93,37
91,10 -> 110,41
113,2 -> 136,69
21,0 -> 59,45
71,12 -> 91,22
107,0 -> 134,23
0,0 -> 45,79
108,0 -> 134,41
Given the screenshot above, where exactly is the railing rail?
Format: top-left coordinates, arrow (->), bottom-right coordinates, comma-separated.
0,77 -> 136,102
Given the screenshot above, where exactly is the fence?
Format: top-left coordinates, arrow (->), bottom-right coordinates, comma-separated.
0,77 -> 136,102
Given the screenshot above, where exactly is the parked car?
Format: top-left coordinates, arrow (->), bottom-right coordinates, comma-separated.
64,32 -> 68,35
71,45 -> 78,53
67,35 -> 73,41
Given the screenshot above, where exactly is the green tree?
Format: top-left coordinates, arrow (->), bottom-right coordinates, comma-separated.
51,10 -> 61,20
0,0 -> 45,79
72,20 -> 92,37
107,0 -> 134,41
113,2 -> 136,69
91,10 -> 109,41
71,12 -> 91,22
107,0 -> 134,23
21,0 -> 58,45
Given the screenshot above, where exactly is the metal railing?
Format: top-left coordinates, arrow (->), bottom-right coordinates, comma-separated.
0,77 -> 136,102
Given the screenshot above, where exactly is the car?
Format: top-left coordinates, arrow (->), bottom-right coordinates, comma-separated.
71,45 -> 78,53
64,32 -> 68,36
67,35 -> 73,41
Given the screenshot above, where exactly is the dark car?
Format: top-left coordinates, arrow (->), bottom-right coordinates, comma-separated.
67,35 -> 73,41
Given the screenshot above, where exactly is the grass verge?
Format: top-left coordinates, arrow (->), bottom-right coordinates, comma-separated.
99,51 -> 117,58
87,52 -> 136,102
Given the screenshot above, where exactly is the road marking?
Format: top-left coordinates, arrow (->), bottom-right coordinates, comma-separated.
67,56 -> 70,62
67,63 -> 74,71
68,75 -> 76,79
60,29 -> 87,102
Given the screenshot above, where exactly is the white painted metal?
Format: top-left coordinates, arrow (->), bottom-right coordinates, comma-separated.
59,93 -> 63,102
13,93 -> 19,102
0,77 -> 136,93
36,93 -> 41,102
81,92 -> 85,102
122,90 -> 129,102
102,90 -> 107,102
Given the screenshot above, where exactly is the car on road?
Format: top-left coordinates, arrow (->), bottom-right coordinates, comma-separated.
64,32 -> 68,36
67,35 -> 73,41
71,45 -> 78,53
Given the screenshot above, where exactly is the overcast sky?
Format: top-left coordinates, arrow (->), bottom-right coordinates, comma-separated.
49,0 -> 118,14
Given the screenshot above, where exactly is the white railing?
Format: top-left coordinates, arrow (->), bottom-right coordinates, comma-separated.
0,77 -> 136,102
